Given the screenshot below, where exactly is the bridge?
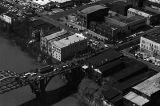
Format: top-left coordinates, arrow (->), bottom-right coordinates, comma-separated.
0,62 -> 85,97
0,45 -> 107,96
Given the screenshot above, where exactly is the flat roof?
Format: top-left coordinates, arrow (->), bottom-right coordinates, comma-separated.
98,59 -> 122,73
102,87 -> 121,100
114,70 -> 155,91
86,49 -> 123,67
124,91 -> 149,106
148,0 -> 160,4
44,29 -> 67,41
112,1 -> 130,6
128,8 -> 154,17
143,28 -> 160,44
53,33 -> 86,48
113,62 -> 147,81
30,18 -> 46,28
81,5 -> 107,14
126,16 -> 145,23
133,72 -> 160,97
106,15 -> 145,27
31,0 -> 71,5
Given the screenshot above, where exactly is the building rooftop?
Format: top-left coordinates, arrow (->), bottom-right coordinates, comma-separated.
44,29 -> 67,41
101,21 -> 120,30
112,1 -> 130,6
86,49 -> 123,67
124,91 -> 149,106
81,5 -> 107,14
30,18 -> 47,28
53,33 -> 86,48
30,0 -> 71,5
143,28 -> 160,44
128,8 -> 156,17
148,0 -> 160,4
106,13 -> 145,27
133,72 -> 160,97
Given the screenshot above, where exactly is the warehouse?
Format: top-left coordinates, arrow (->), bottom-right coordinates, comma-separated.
77,5 -> 109,28
97,59 -> 125,77
111,1 -> 132,16
86,49 -> 123,67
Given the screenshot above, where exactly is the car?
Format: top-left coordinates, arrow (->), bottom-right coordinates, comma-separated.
118,40 -> 123,44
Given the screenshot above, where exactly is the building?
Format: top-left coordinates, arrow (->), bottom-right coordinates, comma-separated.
127,8 -> 160,25
90,12 -> 146,41
124,91 -> 150,106
59,0 -> 74,9
140,28 -> 160,62
127,0 -> 144,7
28,0 -> 71,5
40,29 -> 68,53
86,48 -> 123,67
143,0 -> 160,14
81,56 -> 155,106
124,72 -> 160,106
111,1 -> 132,16
77,5 -> 109,28
147,0 -> 160,4
105,13 -> 146,39
50,33 -> 87,61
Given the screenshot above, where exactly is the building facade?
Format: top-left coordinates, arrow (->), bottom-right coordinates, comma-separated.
140,35 -> 160,59
111,1 -> 132,16
49,33 -> 87,61
40,29 -> 67,54
77,5 -> 109,28
89,13 -> 146,41
127,8 -> 160,25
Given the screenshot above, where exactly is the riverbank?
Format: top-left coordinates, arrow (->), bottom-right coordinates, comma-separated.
0,30 -> 54,67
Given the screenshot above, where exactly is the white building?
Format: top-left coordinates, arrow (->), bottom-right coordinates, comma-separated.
124,91 -> 149,106
148,0 -> 160,4
140,32 -> 160,59
50,33 -> 87,61
40,29 -> 67,53
30,0 -> 71,5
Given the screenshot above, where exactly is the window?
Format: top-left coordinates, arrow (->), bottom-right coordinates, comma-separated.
141,44 -> 143,47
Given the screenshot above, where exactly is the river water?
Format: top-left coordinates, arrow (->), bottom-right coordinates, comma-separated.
0,33 -> 79,106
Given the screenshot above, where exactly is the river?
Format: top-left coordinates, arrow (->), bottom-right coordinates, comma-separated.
0,33 -> 80,106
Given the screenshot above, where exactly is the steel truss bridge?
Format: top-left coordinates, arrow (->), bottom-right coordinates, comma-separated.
0,62 -> 85,96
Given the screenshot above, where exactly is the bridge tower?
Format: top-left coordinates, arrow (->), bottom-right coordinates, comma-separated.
29,66 -> 85,100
